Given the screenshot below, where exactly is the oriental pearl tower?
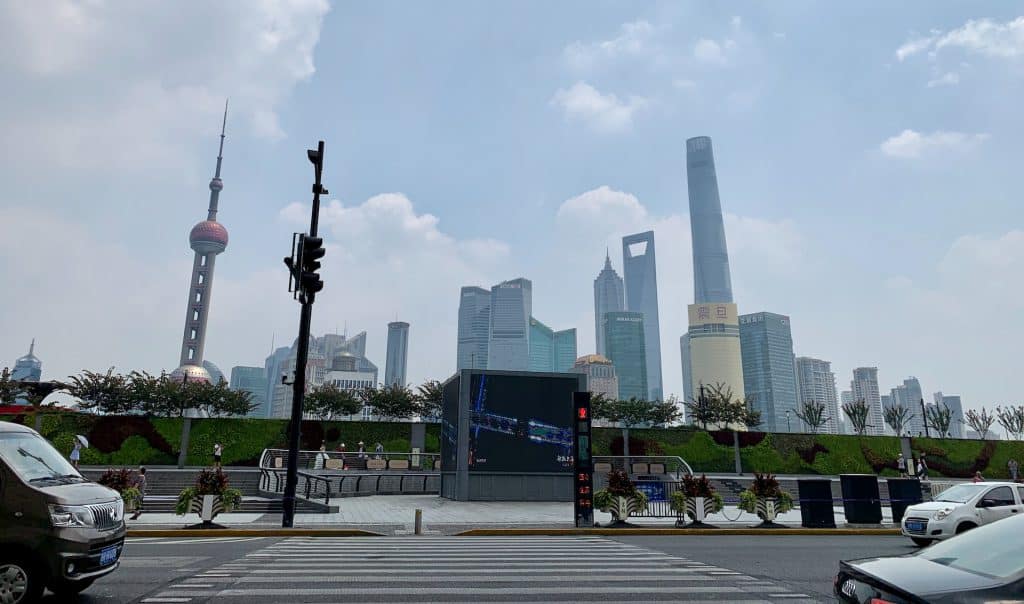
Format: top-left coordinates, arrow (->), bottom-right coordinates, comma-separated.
170,102 -> 230,384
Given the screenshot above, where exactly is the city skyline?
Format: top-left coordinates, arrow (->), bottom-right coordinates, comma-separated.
3,4 -> 1022,416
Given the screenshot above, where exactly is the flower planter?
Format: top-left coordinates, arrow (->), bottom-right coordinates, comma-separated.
187,494 -> 227,524
683,496 -> 718,528
756,497 -> 778,523
602,495 -> 646,525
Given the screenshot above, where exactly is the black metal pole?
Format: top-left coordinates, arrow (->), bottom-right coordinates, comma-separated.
920,398 -> 930,438
282,140 -> 325,528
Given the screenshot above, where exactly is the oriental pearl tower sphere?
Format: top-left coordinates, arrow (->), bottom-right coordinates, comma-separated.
170,102 -> 230,385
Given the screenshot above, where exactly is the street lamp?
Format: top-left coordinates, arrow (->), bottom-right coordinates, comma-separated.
786,409 -> 792,433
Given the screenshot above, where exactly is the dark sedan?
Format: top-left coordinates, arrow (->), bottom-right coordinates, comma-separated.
835,513 -> 1024,603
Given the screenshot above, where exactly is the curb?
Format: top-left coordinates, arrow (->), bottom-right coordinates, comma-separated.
455,528 -> 902,536
127,528 -> 384,538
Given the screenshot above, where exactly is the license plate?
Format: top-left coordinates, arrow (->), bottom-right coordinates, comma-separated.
907,521 -> 924,531
100,546 -> 118,566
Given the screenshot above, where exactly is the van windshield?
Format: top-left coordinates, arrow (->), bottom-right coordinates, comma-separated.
0,432 -> 82,482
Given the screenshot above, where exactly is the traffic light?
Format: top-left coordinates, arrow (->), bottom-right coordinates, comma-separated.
299,235 -> 325,294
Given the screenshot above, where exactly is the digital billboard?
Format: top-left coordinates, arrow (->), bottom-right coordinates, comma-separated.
467,373 -> 577,473
440,376 -> 461,472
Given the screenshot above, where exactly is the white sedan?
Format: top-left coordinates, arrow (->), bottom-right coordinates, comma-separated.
902,482 -> 1024,546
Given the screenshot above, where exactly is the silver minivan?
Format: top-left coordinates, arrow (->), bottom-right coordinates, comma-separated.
0,421 -> 125,603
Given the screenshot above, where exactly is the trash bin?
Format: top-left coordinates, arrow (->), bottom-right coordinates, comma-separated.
887,478 -> 922,524
798,479 -> 836,528
840,474 -> 882,524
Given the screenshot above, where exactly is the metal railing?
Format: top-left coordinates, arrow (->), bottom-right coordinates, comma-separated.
259,448 -> 440,479
260,467 -> 440,502
592,455 -> 694,483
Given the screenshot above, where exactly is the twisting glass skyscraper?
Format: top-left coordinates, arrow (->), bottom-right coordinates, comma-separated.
682,136 -> 745,407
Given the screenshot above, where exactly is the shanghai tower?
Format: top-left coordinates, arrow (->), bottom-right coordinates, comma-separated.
171,102 -> 230,384
681,136 -> 745,409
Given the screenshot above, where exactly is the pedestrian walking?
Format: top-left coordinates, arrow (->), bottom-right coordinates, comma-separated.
357,441 -> 366,459
316,443 -> 329,470
972,471 -> 985,483
213,442 -> 223,470
1009,458 -> 1019,481
70,440 -> 82,469
916,457 -> 928,480
130,467 -> 147,520
374,442 -> 384,459
896,453 -> 906,477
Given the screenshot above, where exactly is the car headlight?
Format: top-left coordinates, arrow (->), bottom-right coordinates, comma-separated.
48,504 -> 95,528
933,508 -> 954,520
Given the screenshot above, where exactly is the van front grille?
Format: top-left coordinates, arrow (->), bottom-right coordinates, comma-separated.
88,500 -> 124,530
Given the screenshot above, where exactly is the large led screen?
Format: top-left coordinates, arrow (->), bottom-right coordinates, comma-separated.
467,373 -> 577,473
440,376 -> 461,472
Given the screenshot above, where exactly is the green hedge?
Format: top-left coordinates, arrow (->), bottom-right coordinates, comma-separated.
8,412 -> 1024,477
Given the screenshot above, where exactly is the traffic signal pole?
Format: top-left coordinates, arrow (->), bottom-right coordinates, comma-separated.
282,140 -> 326,528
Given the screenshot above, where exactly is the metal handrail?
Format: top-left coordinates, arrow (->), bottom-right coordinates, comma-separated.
592,455 -> 694,479
298,470 -> 333,505
260,448 -> 440,472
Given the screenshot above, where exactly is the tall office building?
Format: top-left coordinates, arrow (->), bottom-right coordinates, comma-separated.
604,311 -> 648,400
171,103 -> 230,385
573,354 -> 619,401
902,377 -> 926,436
933,392 -> 965,438
384,321 -> 410,386
487,278 -> 532,371
795,357 -> 840,434
593,251 -> 625,357
739,312 -> 798,433
840,390 -> 855,434
880,394 -> 894,434
622,231 -> 663,401
682,136 -> 745,406
851,367 -> 884,435
457,286 -> 491,370
229,366 -> 268,417
268,332 -> 378,419
263,345 -> 291,418
11,340 -> 42,382
529,318 -> 577,373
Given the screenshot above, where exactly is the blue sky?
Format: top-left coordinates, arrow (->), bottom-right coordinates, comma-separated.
2,2 -> 1022,419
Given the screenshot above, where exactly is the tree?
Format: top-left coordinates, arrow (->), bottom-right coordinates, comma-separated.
883,404 -> 913,436
795,399 -> 829,434
196,380 -> 254,417
591,396 -> 680,457
842,399 -> 871,436
964,407 -> 996,440
683,384 -> 717,430
305,382 -> 363,422
415,380 -> 444,420
361,383 -> 419,420
0,367 -> 18,404
925,403 -> 954,438
996,405 -> 1024,441
67,369 -> 136,414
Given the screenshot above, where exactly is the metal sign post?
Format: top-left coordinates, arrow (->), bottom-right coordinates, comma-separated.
573,391 -> 594,528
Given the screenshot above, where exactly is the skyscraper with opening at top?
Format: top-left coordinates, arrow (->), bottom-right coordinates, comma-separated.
622,231 -> 663,401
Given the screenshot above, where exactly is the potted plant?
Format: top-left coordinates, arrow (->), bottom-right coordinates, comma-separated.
175,468 -> 242,527
672,474 -> 724,527
737,472 -> 794,527
97,468 -> 142,513
594,469 -> 648,526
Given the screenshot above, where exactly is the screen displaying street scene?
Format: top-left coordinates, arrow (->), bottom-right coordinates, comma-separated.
440,376 -> 461,472
468,372 -> 577,473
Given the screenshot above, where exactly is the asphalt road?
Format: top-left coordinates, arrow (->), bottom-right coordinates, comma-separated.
55,534 -> 915,603
614,535 -> 913,600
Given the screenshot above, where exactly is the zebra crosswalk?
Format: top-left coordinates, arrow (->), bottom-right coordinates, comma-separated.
140,536 -> 820,603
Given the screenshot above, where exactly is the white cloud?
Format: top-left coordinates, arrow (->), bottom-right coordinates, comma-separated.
550,82 -> 647,133
557,186 -> 649,229
693,38 -> 727,65
896,17 -> 1024,61
927,72 -> 960,87
879,129 -> 990,158
0,1 -> 330,176
562,20 -> 657,70
730,16 -> 743,29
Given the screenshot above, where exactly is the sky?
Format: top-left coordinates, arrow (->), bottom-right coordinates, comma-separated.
2,1 -> 1023,419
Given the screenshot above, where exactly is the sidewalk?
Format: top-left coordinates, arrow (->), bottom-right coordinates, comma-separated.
126,494 -> 897,534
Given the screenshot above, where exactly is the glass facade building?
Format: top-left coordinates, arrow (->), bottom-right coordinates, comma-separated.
529,318 -> 577,373
622,231 -> 663,401
739,312 -> 798,433
384,321 -> 410,386
603,311 -> 648,400
487,278 -> 532,371
229,366 -> 268,417
11,341 -> 42,382
933,392 -> 965,438
457,286 -> 491,370
852,367 -> 884,436
593,252 -> 624,357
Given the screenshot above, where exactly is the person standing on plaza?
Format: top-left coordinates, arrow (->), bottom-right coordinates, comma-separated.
213,442 -> 223,470
69,439 -> 82,469
357,441 -> 366,459
374,442 -> 384,460
896,453 -> 906,477
130,467 -> 147,520
917,457 -> 928,480
1009,458 -> 1019,481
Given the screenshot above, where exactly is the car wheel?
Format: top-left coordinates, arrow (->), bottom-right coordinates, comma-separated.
49,578 -> 94,599
955,522 -> 977,534
0,558 -> 44,604
911,537 -> 933,547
